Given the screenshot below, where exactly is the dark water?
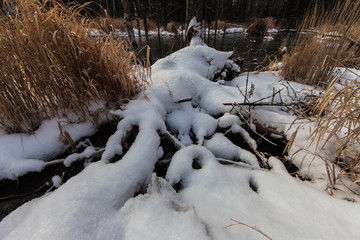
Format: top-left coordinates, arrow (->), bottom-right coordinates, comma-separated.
138,32 -> 297,70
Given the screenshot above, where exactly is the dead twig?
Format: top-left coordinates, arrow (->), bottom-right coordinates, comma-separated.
233,105 -> 280,147
0,182 -> 50,201
43,147 -> 105,167
224,102 -> 295,107
225,219 -> 273,240
254,88 -> 283,104
175,97 -> 192,103
162,130 -> 185,149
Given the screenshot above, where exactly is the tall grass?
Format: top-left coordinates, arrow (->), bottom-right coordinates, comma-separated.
246,17 -> 276,35
0,0 -> 143,133
165,21 -> 183,34
284,0 -> 360,191
311,76 -> 360,184
136,18 -> 157,32
281,0 -> 360,86
91,17 -> 126,32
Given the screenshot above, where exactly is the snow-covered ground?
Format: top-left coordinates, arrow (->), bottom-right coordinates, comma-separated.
1,36 -> 360,239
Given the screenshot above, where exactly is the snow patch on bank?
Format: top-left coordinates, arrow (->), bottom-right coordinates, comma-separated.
1,38 -> 360,240
0,119 -> 97,179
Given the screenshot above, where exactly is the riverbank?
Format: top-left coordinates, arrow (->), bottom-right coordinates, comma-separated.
1,37 -> 360,239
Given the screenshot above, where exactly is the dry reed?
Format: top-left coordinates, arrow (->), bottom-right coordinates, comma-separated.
281,0 -> 360,86
212,20 -> 227,30
284,0 -> 360,190
246,17 -> 276,35
135,18 -> 157,31
0,0 -> 143,133
91,17 -> 126,33
311,76 -> 360,185
165,21 -> 182,34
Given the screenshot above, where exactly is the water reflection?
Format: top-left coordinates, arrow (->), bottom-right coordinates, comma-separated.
138,32 -> 297,71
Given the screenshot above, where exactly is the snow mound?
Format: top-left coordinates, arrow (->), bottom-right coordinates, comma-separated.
1,40 -> 360,240
0,118 -> 97,179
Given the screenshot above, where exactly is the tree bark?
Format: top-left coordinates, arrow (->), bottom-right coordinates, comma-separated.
173,0 -> 181,22
105,0 -> 109,16
155,0 -> 162,57
122,0 -> 138,50
186,0 -> 202,29
140,1 -> 150,46
134,0 -> 142,44
214,0 -> 219,45
112,0 -> 116,17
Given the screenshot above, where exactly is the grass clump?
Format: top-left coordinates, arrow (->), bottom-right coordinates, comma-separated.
136,18 -> 157,32
91,17 -> 126,33
284,0 -> 360,192
281,0 -> 360,86
213,20 -> 227,31
246,17 -> 275,35
311,75 -> 360,187
0,0 -> 143,133
165,21 -> 183,34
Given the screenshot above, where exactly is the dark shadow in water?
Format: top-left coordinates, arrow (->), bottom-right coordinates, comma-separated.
138,32 -> 297,70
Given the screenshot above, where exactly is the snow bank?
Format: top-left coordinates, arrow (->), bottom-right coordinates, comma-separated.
0,118 -> 97,179
166,146 -> 360,239
1,38 -> 360,240
219,27 -> 244,35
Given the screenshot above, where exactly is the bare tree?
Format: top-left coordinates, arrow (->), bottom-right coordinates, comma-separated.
155,0 -> 162,57
121,0 -> 138,50
186,0 -> 202,28
140,0 -> 150,46
134,0 -> 142,44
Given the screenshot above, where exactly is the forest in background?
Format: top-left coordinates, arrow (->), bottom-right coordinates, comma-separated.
1,0 -> 340,29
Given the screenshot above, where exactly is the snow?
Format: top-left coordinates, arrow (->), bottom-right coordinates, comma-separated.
264,35 -> 274,41
51,175 -> 62,188
267,28 -> 278,33
204,133 -> 259,167
64,146 -> 96,167
1,37 -> 360,240
332,67 -> 360,86
90,24 -> 246,38
167,148 -> 360,239
219,27 -> 244,35
0,118 -> 98,179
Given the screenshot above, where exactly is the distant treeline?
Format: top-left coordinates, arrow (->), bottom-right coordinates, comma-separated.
2,0 -> 341,28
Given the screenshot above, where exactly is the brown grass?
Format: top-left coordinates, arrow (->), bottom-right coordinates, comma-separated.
283,0 -> 360,192
311,76 -> 360,185
0,0 -> 143,133
214,20 -> 227,30
90,17 -> 157,33
286,73 -> 360,191
136,18 -> 157,31
165,21 -> 182,34
283,0 -> 360,191
246,17 -> 276,35
281,0 -> 360,86
91,17 -> 126,33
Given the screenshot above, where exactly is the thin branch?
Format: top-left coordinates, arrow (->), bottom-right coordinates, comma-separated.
0,182 -> 49,201
162,130 -> 185,149
233,106 -> 281,146
225,219 -> 273,240
254,88 -> 283,104
217,158 -> 267,171
224,102 -> 296,107
175,97 -> 192,103
44,147 -> 105,167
